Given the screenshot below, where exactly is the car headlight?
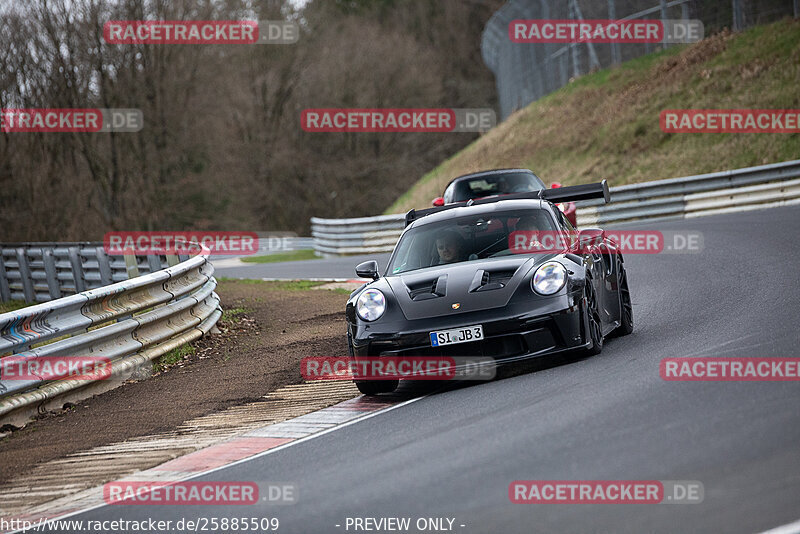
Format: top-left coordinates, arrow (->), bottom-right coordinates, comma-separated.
356,289 -> 386,321
532,261 -> 567,295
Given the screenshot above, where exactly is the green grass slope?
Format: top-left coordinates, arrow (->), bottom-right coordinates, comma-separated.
387,19 -> 800,214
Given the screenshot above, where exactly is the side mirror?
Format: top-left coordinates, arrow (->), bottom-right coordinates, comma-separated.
355,260 -> 380,280
576,228 -> 605,252
432,197 -> 445,207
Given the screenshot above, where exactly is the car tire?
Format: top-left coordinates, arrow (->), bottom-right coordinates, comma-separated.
583,277 -> 603,356
613,264 -> 634,337
355,380 -> 399,395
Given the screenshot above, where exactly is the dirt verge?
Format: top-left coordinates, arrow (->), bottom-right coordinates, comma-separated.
0,280 -> 351,485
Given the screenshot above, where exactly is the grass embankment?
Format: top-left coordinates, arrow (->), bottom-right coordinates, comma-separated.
239,250 -> 319,264
388,19 -> 800,214
216,278 -> 352,294
0,301 -> 30,314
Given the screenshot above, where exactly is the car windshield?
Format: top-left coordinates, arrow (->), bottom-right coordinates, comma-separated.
451,172 -> 544,202
387,208 -> 558,275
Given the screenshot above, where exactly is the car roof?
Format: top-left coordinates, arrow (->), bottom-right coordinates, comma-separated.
409,199 -> 550,228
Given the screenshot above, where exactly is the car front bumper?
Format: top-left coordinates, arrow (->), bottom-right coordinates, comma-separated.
349,293 -> 588,361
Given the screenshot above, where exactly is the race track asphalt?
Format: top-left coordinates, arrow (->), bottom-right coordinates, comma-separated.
56,206 -> 800,534
213,253 -> 392,280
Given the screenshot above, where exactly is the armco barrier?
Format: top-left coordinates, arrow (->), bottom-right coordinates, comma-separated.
0,245 -> 221,426
311,214 -> 405,256
311,159 -> 800,256
577,159 -> 800,226
0,243 -> 190,304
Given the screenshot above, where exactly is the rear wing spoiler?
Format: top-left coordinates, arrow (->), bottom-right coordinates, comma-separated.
540,180 -> 610,204
404,180 -> 610,227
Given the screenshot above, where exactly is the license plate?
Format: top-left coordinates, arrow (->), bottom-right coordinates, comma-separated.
430,325 -> 483,347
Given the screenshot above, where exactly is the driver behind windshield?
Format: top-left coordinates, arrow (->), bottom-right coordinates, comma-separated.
435,230 -> 467,265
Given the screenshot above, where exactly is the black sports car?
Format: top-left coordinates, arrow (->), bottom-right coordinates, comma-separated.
430,168 -> 578,226
345,181 -> 633,395
431,168 -> 545,206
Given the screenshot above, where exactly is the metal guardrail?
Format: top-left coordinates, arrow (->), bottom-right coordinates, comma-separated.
0,243 -> 190,304
310,215 -> 405,256
0,238 -> 316,302
311,160 -> 800,256
0,246 -> 221,424
576,159 -> 800,225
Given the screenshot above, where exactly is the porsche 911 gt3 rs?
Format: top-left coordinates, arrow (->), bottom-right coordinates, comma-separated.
346,181 -> 632,395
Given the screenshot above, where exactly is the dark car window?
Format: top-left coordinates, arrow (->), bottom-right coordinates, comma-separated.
442,182 -> 456,204
450,172 -> 545,203
558,206 -> 576,233
388,208 -> 558,275
555,206 -> 578,249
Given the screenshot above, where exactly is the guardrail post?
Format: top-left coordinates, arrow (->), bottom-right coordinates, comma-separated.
147,255 -> 162,273
15,248 -> 36,303
0,252 -> 11,302
95,246 -> 113,286
68,246 -> 86,293
124,253 -> 140,278
42,248 -> 61,300
165,254 -> 180,267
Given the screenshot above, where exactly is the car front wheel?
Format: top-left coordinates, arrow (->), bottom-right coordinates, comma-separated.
583,278 -> 603,356
613,265 -> 634,336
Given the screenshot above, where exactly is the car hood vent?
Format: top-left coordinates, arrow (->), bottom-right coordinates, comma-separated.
470,268 -> 518,292
406,274 -> 447,301
385,256 -> 549,320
